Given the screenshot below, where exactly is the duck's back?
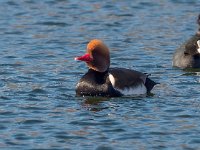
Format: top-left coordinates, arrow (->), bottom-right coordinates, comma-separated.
109,68 -> 146,87
109,68 -> 156,95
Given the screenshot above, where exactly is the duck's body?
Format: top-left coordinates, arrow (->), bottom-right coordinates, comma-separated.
75,39 -> 157,97
173,14 -> 200,68
76,68 -> 156,97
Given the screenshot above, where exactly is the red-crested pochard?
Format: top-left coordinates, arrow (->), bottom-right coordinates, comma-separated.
75,39 -> 157,97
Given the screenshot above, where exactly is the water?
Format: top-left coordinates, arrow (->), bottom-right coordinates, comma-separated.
0,0 -> 200,149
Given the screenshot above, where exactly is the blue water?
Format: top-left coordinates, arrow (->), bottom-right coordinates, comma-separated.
0,0 -> 200,149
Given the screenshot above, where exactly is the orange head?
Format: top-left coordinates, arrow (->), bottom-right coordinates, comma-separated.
75,39 -> 110,72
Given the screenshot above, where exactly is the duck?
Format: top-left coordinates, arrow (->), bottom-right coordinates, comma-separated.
75,39 -> 157,97
173,14 -> 200,68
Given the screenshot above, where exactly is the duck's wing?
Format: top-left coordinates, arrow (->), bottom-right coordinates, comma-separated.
109,68 -> 146,88
109,68 -> 156,94
108,68 -> 151,95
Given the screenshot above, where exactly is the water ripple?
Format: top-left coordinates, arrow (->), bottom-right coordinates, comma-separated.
35,21 -> 70,27
0,0 -> 200,149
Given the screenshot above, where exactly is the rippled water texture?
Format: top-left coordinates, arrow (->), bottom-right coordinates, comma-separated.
0,0 -> 200,149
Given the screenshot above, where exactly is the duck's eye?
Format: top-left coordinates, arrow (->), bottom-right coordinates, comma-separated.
184,52 -> 189,56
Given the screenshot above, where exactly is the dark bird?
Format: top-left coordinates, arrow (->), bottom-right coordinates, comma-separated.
75,39 -> 157,97
173,14 -> 200,68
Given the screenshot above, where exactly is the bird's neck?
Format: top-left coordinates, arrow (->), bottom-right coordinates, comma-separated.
88,68 -> 108,76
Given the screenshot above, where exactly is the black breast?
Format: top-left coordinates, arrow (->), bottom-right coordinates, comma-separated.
76,69 -> 121,97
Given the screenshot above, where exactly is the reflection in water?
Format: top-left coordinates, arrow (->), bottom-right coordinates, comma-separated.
81,97 -> 111,112
181,68 -> 200,76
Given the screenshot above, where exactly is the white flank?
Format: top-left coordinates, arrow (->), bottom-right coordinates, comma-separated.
118,84 -> 147,96
197,40 -> 200,53
109,73 -> 147,96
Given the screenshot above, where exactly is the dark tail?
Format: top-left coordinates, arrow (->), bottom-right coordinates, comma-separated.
145,78 -> 158,93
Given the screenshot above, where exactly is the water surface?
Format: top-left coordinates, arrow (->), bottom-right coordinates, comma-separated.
0,0 -> 200,149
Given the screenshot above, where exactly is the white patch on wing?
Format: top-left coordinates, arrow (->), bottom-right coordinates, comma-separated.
197,40 -> 200,53
109,73 -> 115,86
108,73 -> 147,96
